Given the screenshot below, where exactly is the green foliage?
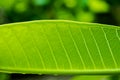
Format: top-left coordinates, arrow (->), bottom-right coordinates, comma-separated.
0,0 -> 15,11
0,73 -> 9,80
0,0 -> 119,80
33,0 -> 50,6
88,0 -> 109,13
0,0 -> 109,22
0,20 -> 120,75
71,75 -> 110,80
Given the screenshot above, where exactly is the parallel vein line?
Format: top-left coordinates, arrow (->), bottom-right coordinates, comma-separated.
89,28 -> 106,69
101,27 -> 117,68
55,25 -> 73,69
2,36 -> 17,67
68,26 -> 86,70
26,27 -> 46,69
116,29 -> 120,41
79,28 -> 96,69
11,28 -> 31,68
41,26 -> 59,70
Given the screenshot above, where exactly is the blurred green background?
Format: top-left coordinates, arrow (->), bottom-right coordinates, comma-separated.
0,0 -> 120,80
0,0 -> 120,26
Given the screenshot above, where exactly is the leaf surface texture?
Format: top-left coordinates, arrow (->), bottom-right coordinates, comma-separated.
0,20 -> 120,74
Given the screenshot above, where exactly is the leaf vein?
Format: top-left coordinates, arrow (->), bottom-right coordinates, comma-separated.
68,25 -> 86,70
79,28 -> 96,69
101,27 -> 117,68
89,28 -> 106,69
1,33 -> 16,67
10,28 -> 31,68
26,27 -> 46,69
55,25 -> 73,69
42,26 -> 59,69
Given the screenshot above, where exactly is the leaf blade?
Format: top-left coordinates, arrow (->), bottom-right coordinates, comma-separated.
0,20 -> 120,74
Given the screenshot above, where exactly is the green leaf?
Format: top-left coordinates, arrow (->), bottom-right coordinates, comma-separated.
71,75 -> 110,80
0,0 -> 15,10
0,20 -> 120,74
0,73 -> 9,80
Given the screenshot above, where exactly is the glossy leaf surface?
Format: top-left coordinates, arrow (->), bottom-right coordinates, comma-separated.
0,20 -> 120,74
